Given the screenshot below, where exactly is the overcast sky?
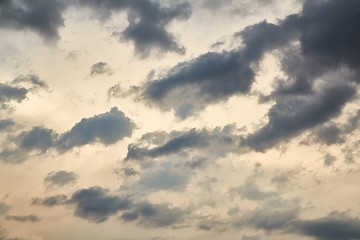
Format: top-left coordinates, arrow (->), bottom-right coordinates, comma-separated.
1,0 -> 360,239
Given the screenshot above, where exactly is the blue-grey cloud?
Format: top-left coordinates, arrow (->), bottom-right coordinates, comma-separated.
292,212 -> 360,240
57,107 -> 134,152
68,187 -> 131,223
0,107 -> 135,163
76,0 -> 191,57
245,83 -> 356,151
0,0 -> 66,42
44,170 -> 78,189
125,125 -> 242,161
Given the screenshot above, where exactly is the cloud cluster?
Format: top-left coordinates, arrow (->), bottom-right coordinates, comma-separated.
132,0 -> 360,152
33,186 -> 185,226
0,0 -> 191,56
0,74 -> 49,110
0,107 -> 135,163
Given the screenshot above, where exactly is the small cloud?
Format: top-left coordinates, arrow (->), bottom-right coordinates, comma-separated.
5,214 -> 40,222
44,170 -> 78,189
90,62 -> 113,77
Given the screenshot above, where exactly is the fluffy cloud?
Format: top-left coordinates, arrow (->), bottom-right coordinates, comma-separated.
0,107 -> 135,163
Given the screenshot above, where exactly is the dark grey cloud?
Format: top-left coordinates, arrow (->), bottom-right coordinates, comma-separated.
245,83 -> 355,151
292,212 -> 360,240
125,124 -> 241,161
44,170 -> 78,189
5,214 -> 40,223
68,186 -> 131,223
0,0 -> 190,55
132,0 -> 360,152
0,0 -> 66,42
0,83 -> 28,107
0,107 -> 135,163
57,107 -> 134,152
138,19 -> 296,118
33,186 -> 184,227
15,127 -> 58,153
77,0 -> 191,57
90,62 -> 113,77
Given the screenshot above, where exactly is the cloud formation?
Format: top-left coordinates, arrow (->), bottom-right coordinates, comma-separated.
76,0 -> 192,57
0,0 -> 66,41
44,170 -> 78,189
90,62 -> 113,77
125,124 -> 242,162
0,107 -> 135,163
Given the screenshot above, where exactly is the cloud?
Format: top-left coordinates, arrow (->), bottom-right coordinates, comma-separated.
0,119 -> 14,131
33,186 -> 185,227
77,0 -> 191,57
0,107 -> 135,163
31,195 -> 68,207
5,214 -> 40,223
137,163 -> 189,191
245,82 -> 356,151
44,170 -> 78,189
0,0 -> 66,42
292,212 -> 360,240
120,202 -> 184,227
57,107 -> 134,152
68,187 -> 131,223
0,75 -> 49,110
125,124 -> 242,161
0,83 -> 28,108
0,202 -> 10,216
12,74 -> 49,91
90,62 -> 113,77
14,127 -> 58,153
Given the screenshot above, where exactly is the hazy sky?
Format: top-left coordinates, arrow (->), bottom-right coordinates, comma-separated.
1,0 -> 360,239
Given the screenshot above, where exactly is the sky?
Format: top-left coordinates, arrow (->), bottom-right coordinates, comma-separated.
1,0 -> 360,239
